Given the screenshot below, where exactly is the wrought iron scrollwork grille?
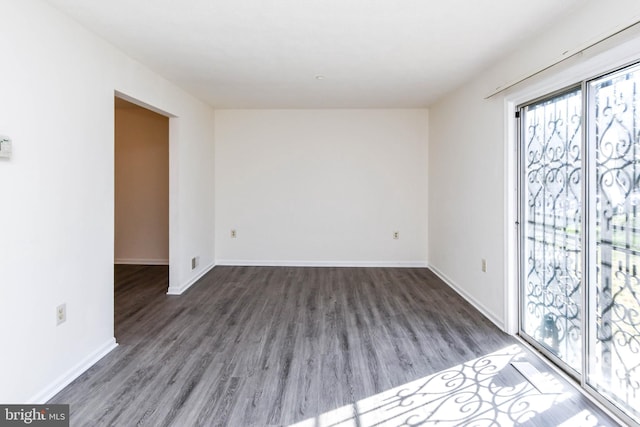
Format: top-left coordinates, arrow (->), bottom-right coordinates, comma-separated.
591,68 -> 640,416
521,89 -> 583,373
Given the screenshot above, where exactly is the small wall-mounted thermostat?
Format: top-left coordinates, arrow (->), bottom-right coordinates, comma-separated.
0,135 -> 12,158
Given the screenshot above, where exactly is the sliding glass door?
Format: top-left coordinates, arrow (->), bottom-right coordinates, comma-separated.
588,65 -> 640,422
520,87 -> 583,374
519,62 -> 640,424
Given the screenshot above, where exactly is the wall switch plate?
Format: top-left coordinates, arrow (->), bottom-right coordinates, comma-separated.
481,259 -> 487,272
0,135 -> 12,158
56,304 -> 66,325
231,229 -> 237,238
393,231 -> 399,240
191,256 -> 199,270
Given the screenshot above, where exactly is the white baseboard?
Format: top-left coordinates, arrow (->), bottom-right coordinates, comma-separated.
114,258 -> 169,265
215,260 -> 429,268
167,261 -> 215,295
30,338 -> 117,403
428,265 -> 504,331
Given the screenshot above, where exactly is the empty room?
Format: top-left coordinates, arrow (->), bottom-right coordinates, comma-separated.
2,0 -> 640,426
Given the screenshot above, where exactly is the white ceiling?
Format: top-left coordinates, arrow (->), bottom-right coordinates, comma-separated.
45,0 -> 583,108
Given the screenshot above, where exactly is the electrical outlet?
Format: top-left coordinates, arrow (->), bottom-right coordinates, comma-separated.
231,229 -> 237,238
393,231 -> 399,240
191,256 -> 199,270
481,259 -> 487,272
56,304 -> 66,325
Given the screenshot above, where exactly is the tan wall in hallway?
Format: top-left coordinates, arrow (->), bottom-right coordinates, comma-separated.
115,100 -> 169,264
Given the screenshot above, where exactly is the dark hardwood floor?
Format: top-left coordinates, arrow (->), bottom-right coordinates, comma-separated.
49,265 -> 621,426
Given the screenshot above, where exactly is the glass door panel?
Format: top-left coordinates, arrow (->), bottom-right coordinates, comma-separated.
588,64 -> 640,421
521,88 -> 583,373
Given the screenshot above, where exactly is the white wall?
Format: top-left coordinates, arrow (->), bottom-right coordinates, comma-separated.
0,0 -> 215,403
428,0 -> 640,329
215,109 -> 428,266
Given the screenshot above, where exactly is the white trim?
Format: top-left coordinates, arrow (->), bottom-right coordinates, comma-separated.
504,30 -> 640,109
30,338 -> 117,404
429,265 -> 504,331
114,91 -> 175,118
503,98 -> 519,336
215,260 -> 429,268
486,19 -> 640,99
168,115 -> 180,294
167,261 -> 215,295
114,258 -> 169,265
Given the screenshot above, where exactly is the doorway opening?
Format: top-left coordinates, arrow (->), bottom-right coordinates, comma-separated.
114,96 -> 170,341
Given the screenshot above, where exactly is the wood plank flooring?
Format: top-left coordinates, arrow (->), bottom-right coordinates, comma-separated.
49,266 -> 621,426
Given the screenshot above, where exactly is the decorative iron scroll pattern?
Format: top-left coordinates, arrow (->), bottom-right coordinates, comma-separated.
522,89 -> 583,372
592,67 -> 640,417
289,345 -> 595,426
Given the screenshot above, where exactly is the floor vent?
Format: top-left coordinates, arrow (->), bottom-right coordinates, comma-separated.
511,362 -> 565,394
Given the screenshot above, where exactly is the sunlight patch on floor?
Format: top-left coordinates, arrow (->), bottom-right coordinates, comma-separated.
558,409 -> 602,427
288,344 -> 589,427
